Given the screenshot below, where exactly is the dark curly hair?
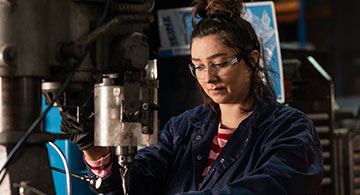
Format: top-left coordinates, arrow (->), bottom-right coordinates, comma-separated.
191,0 -> 276,111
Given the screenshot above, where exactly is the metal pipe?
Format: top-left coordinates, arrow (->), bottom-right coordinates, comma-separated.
76,14 -> 154,47
112,0 -> 155,14
48,142 -> 71,195
62,14 -> 153,59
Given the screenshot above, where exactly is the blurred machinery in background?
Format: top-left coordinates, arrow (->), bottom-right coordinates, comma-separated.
282,49 -> 360,195
282,49 -> 335,195
0,0 -> 157,194
333,125 -> 360,195
332,86 -> 360,195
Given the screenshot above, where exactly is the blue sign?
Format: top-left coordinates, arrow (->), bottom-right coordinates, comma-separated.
244,2 -> 284,103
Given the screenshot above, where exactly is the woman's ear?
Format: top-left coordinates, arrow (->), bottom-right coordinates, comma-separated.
248,50 -> 259,67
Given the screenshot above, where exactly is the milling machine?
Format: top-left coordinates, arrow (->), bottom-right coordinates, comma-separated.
0,0 -> 158,194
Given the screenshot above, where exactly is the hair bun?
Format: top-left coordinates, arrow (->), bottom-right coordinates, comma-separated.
192,0 -> 207,18
193,0 -> 244,19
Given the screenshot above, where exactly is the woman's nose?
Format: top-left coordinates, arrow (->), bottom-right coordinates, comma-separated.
202,68 -> 217,82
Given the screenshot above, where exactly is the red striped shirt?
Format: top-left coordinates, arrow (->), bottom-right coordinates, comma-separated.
198,124 -> 236,189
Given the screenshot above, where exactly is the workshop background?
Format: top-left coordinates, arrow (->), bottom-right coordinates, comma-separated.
0,0 -> 359,194
151,1 -> 360,195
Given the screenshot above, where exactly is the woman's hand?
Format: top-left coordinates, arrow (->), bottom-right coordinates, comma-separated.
60,107 -> 94,150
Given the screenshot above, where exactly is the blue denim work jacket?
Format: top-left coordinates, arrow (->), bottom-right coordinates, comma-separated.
91,95 -> 324,195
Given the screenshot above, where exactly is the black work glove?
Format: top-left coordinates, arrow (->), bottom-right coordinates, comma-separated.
60,107 -> 94,150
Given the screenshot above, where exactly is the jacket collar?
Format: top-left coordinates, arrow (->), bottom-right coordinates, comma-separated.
188,92 -> 277,129
188,104 -> 217,129
250,92 -> 277,129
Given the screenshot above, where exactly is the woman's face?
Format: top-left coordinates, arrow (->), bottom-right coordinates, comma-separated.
190,34 -> 252,105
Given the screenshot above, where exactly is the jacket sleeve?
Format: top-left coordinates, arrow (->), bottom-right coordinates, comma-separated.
177,112 -> 324,195
89,118 -> 176,195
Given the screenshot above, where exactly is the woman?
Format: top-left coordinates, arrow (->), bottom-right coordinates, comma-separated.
60,0 -> 324,194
